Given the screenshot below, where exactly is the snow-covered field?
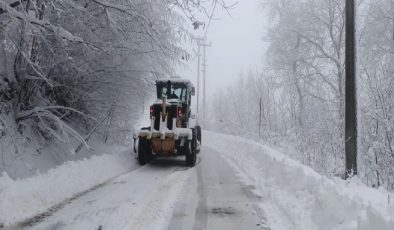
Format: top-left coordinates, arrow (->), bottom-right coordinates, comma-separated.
204,131 -> 394,230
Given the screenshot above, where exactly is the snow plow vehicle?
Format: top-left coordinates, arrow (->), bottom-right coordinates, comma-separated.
134,77 -> 201,167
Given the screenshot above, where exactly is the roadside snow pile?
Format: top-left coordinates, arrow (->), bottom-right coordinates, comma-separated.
0,148 -> 136,227
204,131 -> 394,230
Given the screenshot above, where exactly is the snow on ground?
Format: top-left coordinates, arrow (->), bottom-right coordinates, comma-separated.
25,159 -> 191,230
0,112 -> 130,180
0,147 -> 136,227
2,130 -> 393,229
122,167 -> 191,230
204,131 -> 394,230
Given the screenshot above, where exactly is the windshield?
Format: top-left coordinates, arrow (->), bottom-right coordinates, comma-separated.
157,83 -> 187,103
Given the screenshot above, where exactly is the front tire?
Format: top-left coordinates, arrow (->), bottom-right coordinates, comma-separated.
138,138 -> 152,165
186,129 -> 197,167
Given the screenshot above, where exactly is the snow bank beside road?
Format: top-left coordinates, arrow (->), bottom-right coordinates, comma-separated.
204,131 -> 394,230
0,148 -> 136,227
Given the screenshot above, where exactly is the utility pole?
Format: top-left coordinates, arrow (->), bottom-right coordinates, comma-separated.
201,40 -> 211,125
259,98 -> 262,141
345,0 -> 357,178
196,41 -> 201,125
195,37 -> 211,126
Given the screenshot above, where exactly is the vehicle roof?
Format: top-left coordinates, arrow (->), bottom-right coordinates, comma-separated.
156,77 -> 192,85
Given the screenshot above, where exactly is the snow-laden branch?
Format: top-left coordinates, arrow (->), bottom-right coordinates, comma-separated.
15,106 -> 95,152
299,59 -> 339,95
0,0 -> 83,43
15,106 -> 96,122
296,32 -> 341,67
90,0 -> 162,49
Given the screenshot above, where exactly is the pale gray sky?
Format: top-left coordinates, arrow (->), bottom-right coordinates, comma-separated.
178,0 -> 268,99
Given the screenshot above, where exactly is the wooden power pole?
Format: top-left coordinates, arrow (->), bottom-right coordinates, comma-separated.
345,0 -> 357,178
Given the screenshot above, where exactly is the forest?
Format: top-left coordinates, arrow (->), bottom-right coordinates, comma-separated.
0,0 -> 393,191
210,0 -> 394,191
0,0 -> 227,176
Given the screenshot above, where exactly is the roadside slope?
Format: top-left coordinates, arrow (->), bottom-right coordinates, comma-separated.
204,131 -> 394,230
0,148 -> 137,227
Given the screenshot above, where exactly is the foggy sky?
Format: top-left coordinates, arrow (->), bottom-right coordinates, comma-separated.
178,0 -> 268,100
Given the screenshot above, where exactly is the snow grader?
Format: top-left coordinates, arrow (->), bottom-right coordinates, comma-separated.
134,77 -> 201,167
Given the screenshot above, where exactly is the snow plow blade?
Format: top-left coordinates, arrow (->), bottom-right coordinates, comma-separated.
151,137 -> 176,155
135,127 -> 192,156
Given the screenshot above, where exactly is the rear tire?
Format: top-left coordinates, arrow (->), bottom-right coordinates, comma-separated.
138,138 -> 152,165
195,125 -> 201,154
186,129 -> 197,167
196,125 -> 202,143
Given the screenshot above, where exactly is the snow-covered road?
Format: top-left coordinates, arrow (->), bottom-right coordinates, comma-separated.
2,131 -> 393,230
167,147 -> 267,230
7,146 -> 266,230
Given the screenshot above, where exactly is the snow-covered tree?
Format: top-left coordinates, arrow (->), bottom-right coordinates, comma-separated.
209,0 -> 394,190
358,0 -> 394,189
0,0 -> 225,151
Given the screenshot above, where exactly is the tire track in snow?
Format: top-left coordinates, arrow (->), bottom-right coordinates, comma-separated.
123,167 -> 191,230
166,166 -> 194,230
240,184 -> 270,230
4,163 -> 144,230
192,157 -> 208,230
219,148 -> 297,230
